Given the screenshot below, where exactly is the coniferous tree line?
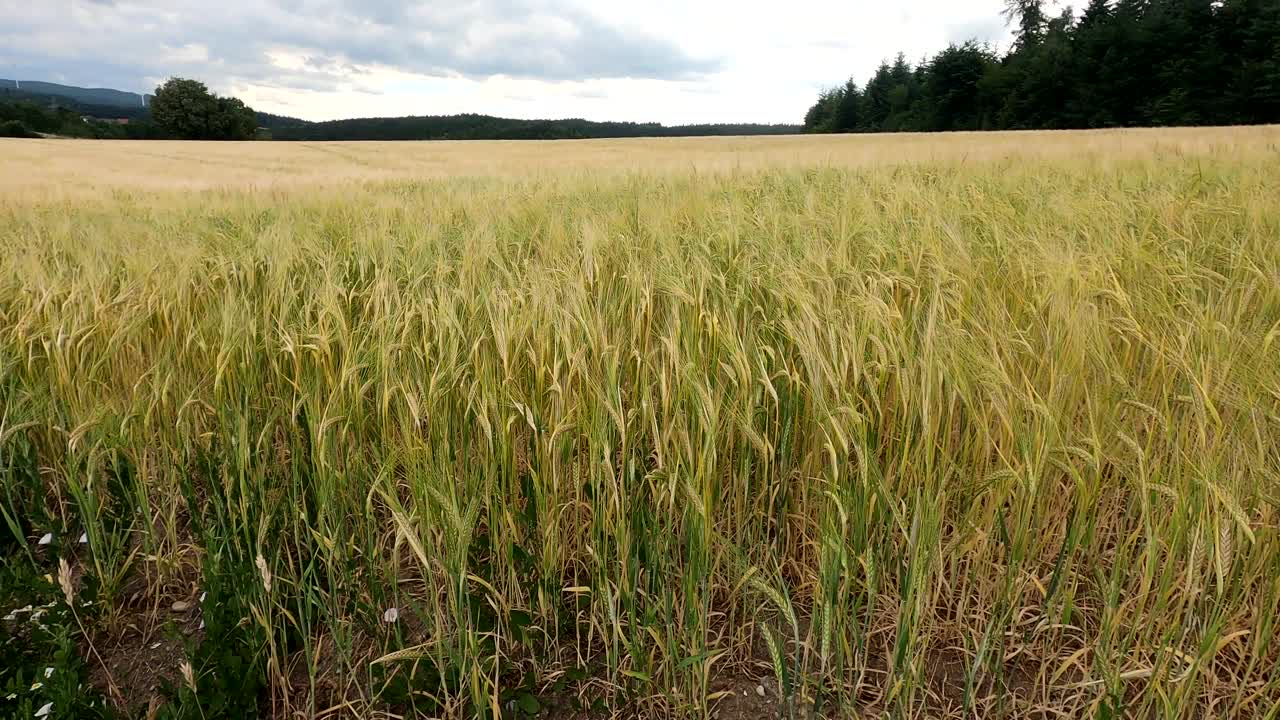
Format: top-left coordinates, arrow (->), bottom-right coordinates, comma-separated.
804,0 -> 1280,133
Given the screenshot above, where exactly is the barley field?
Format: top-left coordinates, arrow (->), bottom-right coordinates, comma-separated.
1,128 -> 1278,719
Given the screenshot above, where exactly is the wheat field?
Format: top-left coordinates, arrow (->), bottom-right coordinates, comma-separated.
1,128 -> 1279,719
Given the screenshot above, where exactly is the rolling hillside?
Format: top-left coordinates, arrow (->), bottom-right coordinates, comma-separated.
2,79 -> 799,139
0,79 -> 150,108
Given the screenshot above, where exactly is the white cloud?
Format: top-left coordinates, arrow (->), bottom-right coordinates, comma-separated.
161,43 -> 211,65
0,0 -> 1015,125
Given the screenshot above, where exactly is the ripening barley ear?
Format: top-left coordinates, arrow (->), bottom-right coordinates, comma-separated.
180,661 -> 196,693
256,553 -> 272,593
58,557 -> 74,605
761,623 -> 786,698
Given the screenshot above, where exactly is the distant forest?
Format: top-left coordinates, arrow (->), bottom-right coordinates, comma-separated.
804,0 -> 1280,133
0,88 -> 160,139
268,116 -> 798,141
0,84 -> 797,141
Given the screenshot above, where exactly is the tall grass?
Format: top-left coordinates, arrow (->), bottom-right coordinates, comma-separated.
2,131 -> 1279,718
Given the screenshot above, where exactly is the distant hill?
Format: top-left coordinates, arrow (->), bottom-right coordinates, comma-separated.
4,78 -> 799,140
0,89 -> 166,139
0,87 -> 151,121
0,79 -> 150,108
1,85 -> 310,130
271,114 -> 800,141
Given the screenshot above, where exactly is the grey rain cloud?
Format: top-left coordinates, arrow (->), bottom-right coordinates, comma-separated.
0,0 -> 721,95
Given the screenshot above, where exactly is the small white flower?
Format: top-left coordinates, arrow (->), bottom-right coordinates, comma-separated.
29,682 -> 43,691
4,692 -> 15,699
2,614 -> 14,621
44,667 -> 54,678
382,607 -> 399,623
35,702 -> 53,718
37,533 -> 53,546
199,591 -> 207,603
79,533 -> 88,544
198,619 -> 205,630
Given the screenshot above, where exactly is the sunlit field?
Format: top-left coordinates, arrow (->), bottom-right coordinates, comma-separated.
2,128 -> 1278,719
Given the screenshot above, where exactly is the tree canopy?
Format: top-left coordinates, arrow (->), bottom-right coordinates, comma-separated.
150,78 -> 257,140
803,0 -> 1280,133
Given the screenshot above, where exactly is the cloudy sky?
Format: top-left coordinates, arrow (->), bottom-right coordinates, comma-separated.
0,0 -> 1014,125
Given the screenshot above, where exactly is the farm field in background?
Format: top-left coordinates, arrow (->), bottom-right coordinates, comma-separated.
1,127 -> 1278,719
